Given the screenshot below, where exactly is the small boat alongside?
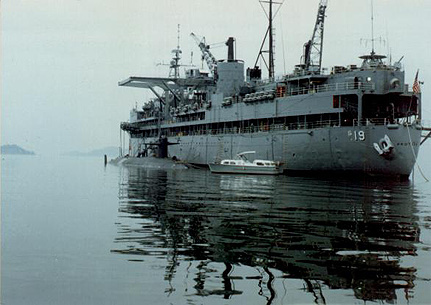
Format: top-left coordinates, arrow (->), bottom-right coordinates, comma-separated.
208,151 -> 284,175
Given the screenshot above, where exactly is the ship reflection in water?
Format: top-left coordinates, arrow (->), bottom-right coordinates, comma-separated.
112,167 -> 420,304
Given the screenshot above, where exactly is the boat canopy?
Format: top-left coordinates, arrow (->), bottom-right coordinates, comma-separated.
237,151 -> 256,156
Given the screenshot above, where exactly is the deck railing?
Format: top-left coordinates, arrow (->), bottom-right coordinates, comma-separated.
161,118 -> 422,138
285,82 -> 375,97
126,116 -> 423,138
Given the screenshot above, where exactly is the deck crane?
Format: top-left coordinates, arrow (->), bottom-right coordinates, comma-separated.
302,0 -> 328,74
190,33 -> 218,76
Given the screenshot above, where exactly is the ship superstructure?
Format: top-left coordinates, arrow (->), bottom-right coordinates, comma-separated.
119,0 -> 423,179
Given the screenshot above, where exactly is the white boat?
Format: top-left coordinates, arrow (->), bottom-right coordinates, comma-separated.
208,151 -> 284,175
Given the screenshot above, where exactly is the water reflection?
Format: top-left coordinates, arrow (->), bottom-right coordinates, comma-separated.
112,167 -> 420,303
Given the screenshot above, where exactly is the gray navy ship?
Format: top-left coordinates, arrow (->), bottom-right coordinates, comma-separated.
118,0 -> 425,180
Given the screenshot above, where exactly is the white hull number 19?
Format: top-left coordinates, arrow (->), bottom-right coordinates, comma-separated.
348,130 -> 366,141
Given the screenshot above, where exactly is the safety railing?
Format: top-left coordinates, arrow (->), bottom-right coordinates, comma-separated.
286,82 -> 375,97
129,117 -> 422,138
164,120 -> 345,137
354,117 -> 421,126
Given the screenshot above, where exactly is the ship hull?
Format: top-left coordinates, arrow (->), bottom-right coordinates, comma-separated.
130,123 -> 421,179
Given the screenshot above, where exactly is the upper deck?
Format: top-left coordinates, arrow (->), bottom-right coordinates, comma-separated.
120,47 -> 418,138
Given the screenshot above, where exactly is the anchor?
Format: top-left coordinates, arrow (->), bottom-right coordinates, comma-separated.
373,134 -> 394,157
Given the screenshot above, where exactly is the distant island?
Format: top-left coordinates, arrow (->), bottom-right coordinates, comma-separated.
64,146 -> 120,157
1,144 -> 35,155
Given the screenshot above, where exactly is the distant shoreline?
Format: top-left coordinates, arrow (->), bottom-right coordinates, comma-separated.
1,144 -> 35,155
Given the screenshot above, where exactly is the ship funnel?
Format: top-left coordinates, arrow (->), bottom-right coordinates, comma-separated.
226,37 -> 235,61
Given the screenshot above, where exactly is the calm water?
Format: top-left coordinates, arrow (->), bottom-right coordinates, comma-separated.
2,152 -> 431,304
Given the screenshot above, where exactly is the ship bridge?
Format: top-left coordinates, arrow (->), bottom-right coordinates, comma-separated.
359,53 -> 388,69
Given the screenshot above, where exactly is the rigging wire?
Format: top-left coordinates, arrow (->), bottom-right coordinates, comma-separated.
407,124 -> 428,182
279,3 -> 287,75
406,71 -> 428,182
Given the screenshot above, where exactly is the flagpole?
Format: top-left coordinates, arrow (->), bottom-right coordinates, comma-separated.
413,69 -> 421,121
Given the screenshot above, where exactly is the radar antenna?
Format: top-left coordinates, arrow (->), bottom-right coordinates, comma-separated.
157,24 -> 192,78
302,0 -> 328,74
170,24 -> 182,78
190,32 -> 218,76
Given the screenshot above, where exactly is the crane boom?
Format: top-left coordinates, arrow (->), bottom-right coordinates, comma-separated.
190,32 -> 218,75
303,0 -> 328,74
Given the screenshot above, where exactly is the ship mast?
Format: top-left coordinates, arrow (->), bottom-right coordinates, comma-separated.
359,0 -> 387,68
269,0 -> 274,80
170,24 -> 182,79
254,0 -> 284,81
370,0 -> 376,55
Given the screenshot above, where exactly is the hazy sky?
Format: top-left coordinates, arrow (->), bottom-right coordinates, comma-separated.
2,0 -> 431,155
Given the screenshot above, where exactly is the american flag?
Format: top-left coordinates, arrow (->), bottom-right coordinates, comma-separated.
413,69 -> 421,94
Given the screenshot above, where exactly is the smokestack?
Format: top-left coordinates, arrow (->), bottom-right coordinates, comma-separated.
226,37 -> 235,61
